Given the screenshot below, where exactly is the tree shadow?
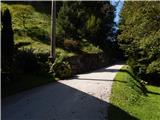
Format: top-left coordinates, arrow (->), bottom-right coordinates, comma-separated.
72,76 -> 127,83
88,67 -> 148,96
15,42 -> 31,48
2,82 -> 138,120
108,104 -> 138,120
91,66 -> 160,97
147,90 -> 160,96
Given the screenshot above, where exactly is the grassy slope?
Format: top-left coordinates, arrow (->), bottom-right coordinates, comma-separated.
2,3 -> 102,56
109,65 -> 160,120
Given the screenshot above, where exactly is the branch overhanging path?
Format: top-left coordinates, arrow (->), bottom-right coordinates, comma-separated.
2,64 -> 123,120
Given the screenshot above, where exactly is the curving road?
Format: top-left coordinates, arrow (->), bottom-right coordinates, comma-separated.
2,64 -> 123,120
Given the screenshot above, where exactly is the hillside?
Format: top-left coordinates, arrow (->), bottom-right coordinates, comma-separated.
2,2 -> 102,56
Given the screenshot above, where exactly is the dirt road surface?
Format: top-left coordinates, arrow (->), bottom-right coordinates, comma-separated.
2,64 -> 123,120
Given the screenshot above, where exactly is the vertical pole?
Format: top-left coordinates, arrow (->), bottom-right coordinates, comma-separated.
49,0 -> 56,62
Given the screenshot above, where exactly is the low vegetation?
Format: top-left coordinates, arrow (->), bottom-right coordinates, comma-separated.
109,65 -> 160,120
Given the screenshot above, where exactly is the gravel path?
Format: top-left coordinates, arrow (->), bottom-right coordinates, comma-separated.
2,64 -> 123,120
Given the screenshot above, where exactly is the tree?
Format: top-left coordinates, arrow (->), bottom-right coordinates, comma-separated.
56,1 -> 115,51
1,8 -> 14,73
56,1 -> 85,41
13,5 -> 33,29
117,1 -> 160,83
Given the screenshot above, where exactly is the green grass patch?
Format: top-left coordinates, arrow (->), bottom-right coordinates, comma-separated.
109,65 -> 160,120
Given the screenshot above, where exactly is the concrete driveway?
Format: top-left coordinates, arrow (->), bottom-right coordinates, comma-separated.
2,64 -> 123,120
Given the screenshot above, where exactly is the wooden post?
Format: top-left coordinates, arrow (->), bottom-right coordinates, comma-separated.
49,0 -> 56,62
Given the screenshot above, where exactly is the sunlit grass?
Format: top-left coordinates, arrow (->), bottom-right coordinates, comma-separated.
109,65 -> 160,120
2,3 -> 102,56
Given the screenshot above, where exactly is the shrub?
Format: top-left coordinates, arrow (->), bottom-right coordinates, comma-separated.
13,48 -> 50,75
13,49 -> 40,74
11,4 -> 34,29
36,52 -> 50,75
50,56 -> 72,79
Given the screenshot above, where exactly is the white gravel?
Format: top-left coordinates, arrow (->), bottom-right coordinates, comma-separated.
2,64 -> 123,120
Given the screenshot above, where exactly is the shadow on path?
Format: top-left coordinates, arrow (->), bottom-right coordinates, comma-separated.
2,82 -> 137,120
72,77 -> 127,83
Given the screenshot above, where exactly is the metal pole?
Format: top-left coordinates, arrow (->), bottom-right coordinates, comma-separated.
49,0 -> 56,62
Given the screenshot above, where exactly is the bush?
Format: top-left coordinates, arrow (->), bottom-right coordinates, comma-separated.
13,49 -> 39,74
50,56 -> 72,79
13,48 -> 50,75
36,52 -> 50,75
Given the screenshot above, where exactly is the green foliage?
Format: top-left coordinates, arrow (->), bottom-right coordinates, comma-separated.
147,58 -> 160,74
86,15 -> 102,36
1,2 -> 109,82
80,39 -> 102,54
117,1 -> 160,82
50,55 -> 72,79
56,1 -> 85,40
1,3 -> 52,55
13,48 -> 50,75
56,1 -> 115,51
2,3 -> 102,55
12,4 -> 34,29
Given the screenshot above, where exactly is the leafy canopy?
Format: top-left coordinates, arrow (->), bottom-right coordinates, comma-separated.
117,1 -> 160,82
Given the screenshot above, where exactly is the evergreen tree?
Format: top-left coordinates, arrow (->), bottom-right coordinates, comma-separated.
1,9 -> 14,73
117,1 -> 160,83
56,1 -> 114,51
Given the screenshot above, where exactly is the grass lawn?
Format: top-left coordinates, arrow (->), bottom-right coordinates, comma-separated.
108,65 -> 160,120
